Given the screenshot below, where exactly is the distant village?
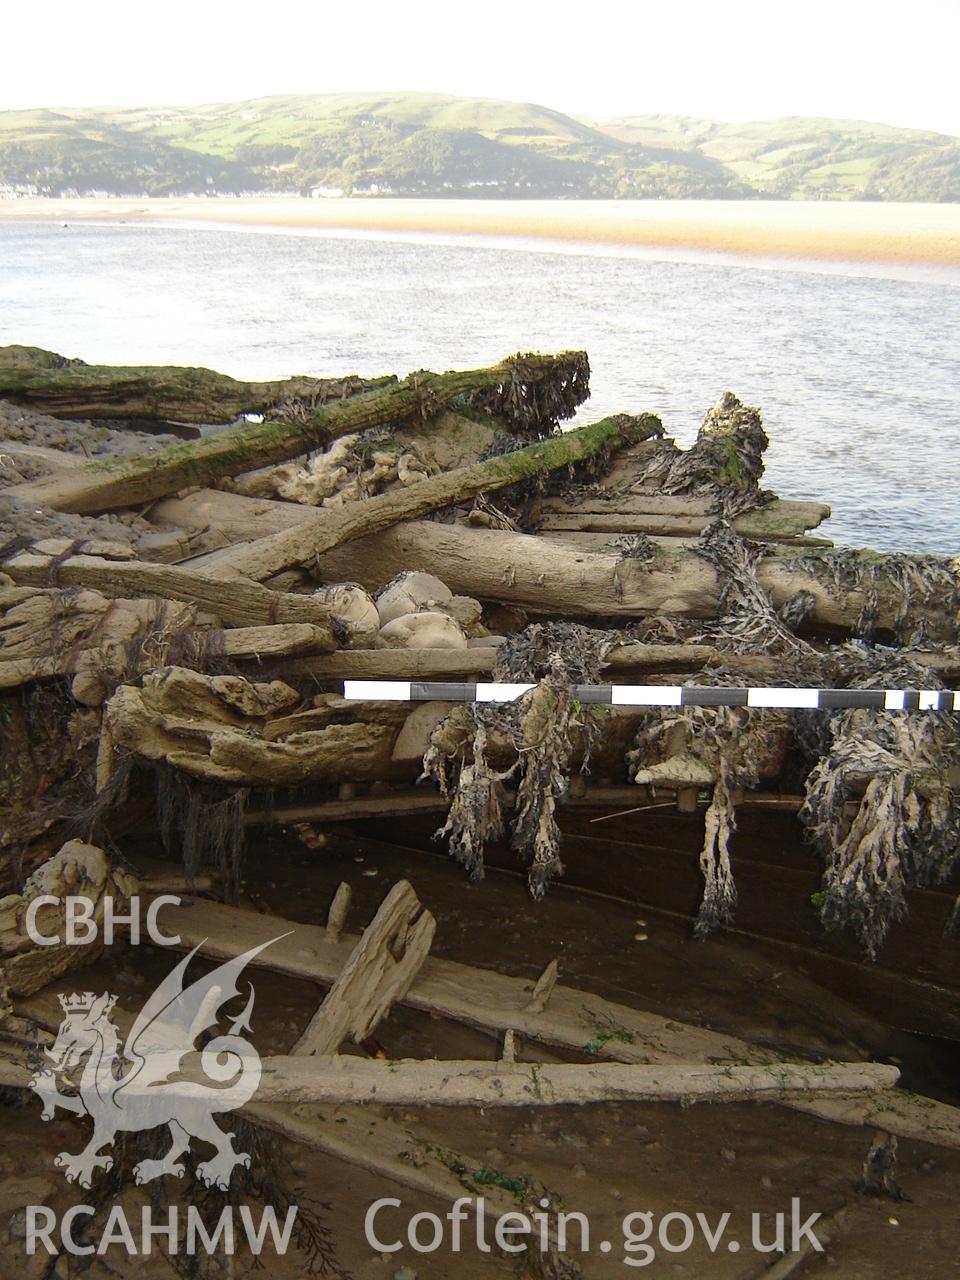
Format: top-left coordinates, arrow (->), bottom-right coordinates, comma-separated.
0,180 -> 539,200
0,181 -> 332,199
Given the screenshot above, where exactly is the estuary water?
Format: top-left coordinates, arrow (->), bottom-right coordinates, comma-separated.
1,216 -> 958,553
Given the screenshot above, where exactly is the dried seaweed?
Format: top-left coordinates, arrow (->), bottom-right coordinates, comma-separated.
68,1118 -> 349,1278
798,652 -> 960,958
693,519 -> 820,659
785,548 -> 960,643
495,622 -> 616,684
626,669 -> 789,937
622,515 -> 960,955
468,350 -> 591,438
610,533 -> 658,565
422,624 -> 611,897
427,721 -> 515,881
156,765 -> 248,902
633,391 -> 773,516
511,663 -> 573,897
626,521 -> 808,936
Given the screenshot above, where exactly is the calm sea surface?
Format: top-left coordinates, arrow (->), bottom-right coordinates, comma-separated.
1,217 -> 958,553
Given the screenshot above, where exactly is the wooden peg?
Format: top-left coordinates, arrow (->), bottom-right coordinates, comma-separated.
325,882 -> 352,943
526,959 -> 559,1013
500,1029 -> 516,1065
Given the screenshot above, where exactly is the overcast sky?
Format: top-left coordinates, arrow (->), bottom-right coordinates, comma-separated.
4,0 -> 958,136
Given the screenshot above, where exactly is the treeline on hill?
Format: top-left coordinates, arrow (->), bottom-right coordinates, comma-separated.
0,93 -> 958,200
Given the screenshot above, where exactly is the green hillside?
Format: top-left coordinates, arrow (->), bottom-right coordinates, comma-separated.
0,92 -> 957,201
594,113 -> 960,200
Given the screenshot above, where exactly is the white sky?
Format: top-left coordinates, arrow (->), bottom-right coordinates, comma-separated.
4,0 -> 958,136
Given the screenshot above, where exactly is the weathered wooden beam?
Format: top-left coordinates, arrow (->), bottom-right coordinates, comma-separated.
0,343 -> 393,423
240,787 -> 837,829
142,895 -> 960,1151
324,882 -> 352,943
536,498 -> 830,541
213,413 -> 663,582
0,621 -> 338,690
314,521 -> 949,634
151,487 -> 325,542
10,351 -> 588,513
0,1055 -> 893,1105
2,551 -> 340,633
13,991 -> 566,1235
540,493 -> 831,523
280,642 -> 778,682
294,880 -> 435,1055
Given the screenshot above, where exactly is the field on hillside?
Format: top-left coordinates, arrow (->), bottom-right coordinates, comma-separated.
1,92 -> 958,200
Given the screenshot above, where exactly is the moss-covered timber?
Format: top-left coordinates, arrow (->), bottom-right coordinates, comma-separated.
220,411 -> 663,581
10,350 -> 590,515
0,344 -> 394,423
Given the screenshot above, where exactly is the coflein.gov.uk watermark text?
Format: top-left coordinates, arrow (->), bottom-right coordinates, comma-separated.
366,1196 -> 825,1267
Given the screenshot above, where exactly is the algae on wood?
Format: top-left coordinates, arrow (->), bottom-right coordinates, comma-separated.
0,343 -> 393,424
11,350 -> 590,514
218,411 -> 662,581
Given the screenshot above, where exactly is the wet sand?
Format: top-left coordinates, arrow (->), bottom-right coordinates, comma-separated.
7,830 -> 956,1278
2,196 -> 959,268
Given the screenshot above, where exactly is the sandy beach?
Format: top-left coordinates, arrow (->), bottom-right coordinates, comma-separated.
2,196 -> 959,269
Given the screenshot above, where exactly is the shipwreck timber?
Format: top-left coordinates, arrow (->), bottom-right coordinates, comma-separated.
1,345 -> 959,1276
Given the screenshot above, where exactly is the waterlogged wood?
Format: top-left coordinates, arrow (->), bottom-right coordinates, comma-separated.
12,351 -> 587,513
282,641 -> 774,682
245,791 -> 451,825
538,495 -> 831,538
541,493 -> 831,521
101,667 -> 393,787
288,647 -> 501,680
246,1100 -> 542,1226
26,1056 -> 887,1106
284,642 -> 957,684
0,583 -> 190,691
216,413 -> 662,581
0,841 -> 138,996
240,787 -> 842,829
2,551 -> 339,633
219,622 -> 336,658
537,504 -> 830,541
0,622 -> 336,689
0,343 -> 392,423
315,522 -> 944,633
294,880 -> 436,1055
12,993 -> 548,1230
151,896 -> 960,1151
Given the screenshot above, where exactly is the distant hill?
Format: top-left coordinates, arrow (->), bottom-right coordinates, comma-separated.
593,113 -> 960,201
1,92 -> 957,201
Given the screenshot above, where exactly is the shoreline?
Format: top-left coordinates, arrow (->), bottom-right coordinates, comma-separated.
2,197 -> 960,269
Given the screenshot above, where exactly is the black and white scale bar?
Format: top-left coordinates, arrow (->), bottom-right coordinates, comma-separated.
343,681 -> 960,712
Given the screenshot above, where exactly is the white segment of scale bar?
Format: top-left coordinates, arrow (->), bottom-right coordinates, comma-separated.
884,690 -> 906,710
475,682 -> 535,701
343,680 -> 412,701
747,688 -> 820,709
611,686 -> 683,706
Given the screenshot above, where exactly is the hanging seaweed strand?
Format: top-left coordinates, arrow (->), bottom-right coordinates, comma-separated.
156,764 -> 248,902
421,624 -> 611,897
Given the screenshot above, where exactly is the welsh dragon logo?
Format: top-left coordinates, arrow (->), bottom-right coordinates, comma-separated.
30,937 -> 287,1191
